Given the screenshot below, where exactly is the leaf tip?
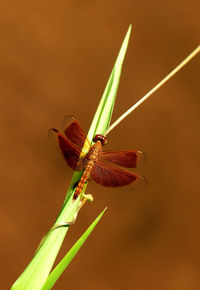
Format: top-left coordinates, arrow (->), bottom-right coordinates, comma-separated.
97,207 -> 107,221
126,24 -> 132,39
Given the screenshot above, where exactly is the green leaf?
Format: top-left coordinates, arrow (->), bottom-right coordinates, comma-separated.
42,208 -> 106,290
87,24 -> 132,140
11,25 -> 132,290
11,195 -> 80,290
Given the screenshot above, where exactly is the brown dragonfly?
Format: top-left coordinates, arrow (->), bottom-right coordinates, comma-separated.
50,117 -> 146,200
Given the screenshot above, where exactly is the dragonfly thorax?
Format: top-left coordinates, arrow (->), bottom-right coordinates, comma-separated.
87,142 -> 102,161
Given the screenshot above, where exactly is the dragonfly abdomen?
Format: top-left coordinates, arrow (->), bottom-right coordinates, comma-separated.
73,161 -> 93,199
73,141 -> 102,200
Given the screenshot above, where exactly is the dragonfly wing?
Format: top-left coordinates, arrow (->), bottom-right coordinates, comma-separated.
90,160 -> 141,187
49,128 -> 86,171
63,116 -> 90,150
100,150 -> 145,168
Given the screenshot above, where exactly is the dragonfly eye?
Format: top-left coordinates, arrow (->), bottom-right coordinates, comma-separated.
93,134 -> 107,145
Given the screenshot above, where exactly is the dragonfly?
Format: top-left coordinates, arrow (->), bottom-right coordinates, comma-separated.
49,117 -> 146,200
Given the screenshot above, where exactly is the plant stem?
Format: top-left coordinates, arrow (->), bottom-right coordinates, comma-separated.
105,45 -> 200,136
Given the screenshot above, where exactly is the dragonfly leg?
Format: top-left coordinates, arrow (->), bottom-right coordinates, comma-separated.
79,193 -> 93,209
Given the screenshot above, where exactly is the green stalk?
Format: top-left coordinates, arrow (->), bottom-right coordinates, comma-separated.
42,208 -> 107,289
11,25 -> 132,290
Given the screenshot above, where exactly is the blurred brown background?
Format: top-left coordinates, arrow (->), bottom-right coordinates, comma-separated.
1,1 -> 200,289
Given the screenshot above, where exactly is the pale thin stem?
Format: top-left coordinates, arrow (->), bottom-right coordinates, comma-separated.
104,45 -> 200,136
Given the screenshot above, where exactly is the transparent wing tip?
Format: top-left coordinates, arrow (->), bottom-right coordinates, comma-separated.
137,150 -> 147,167
62,115 -> 77,132
48,128 -> 58,134
133,175 -> 148,191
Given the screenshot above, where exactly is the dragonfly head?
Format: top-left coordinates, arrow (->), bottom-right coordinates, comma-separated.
93,134 -> 107,146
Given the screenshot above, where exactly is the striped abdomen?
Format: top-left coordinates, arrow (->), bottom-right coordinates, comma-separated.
73,161 -> 93,199
73,141 -> 102,200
